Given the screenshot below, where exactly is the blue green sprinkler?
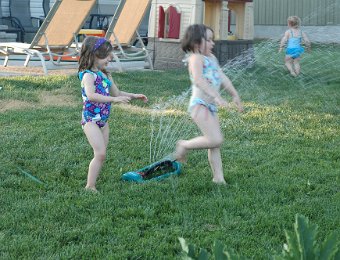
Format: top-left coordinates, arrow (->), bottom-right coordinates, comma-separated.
122,159 -> 181,183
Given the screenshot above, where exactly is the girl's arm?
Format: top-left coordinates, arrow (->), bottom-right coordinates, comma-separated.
189,54 -> 227,107
279,30 -> 289,52
218,66 -> 244,112
108,74 -> 148,103
302,32 -> 311,51
83,73 -> 130,103
119,91 -> 148,102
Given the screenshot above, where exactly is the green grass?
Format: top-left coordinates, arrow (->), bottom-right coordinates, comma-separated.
0,45 -> 339,259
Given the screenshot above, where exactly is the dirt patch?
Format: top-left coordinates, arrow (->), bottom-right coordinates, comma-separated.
0,65 -> 78,76
1,100 -> 36,112
39,90 -> 78,107
0,89 -> 78,113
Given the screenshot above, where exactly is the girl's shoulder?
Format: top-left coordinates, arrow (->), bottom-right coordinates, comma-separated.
284,29 -> 292,36
186,53 -> 205,63
207,54 -> 218,62
79,70 -> 97,81
288,28 -> 302,37
187,53 -> 219,67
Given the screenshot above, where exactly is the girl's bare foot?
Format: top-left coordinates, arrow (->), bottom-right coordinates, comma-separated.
290,71 -> 297,77
212,178 -> 227,185
175,140 -> 187,163
85,186 -> 98,193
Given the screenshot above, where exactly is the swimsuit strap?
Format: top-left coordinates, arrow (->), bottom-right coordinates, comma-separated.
290,29 -> 302,39
290,29 -> 294,37
78,69 -> 97,81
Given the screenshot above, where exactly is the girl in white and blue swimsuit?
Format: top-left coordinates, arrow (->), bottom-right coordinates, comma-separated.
285,29 -> 304,59
188,54 -> 222,116
279,16 -> 311,76
175,24 -> 243,184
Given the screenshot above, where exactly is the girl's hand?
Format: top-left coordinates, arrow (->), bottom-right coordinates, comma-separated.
133,94 -> 148,103
214,96 -> 229,108
112,96 -> 131,104
232,96 -> 244,112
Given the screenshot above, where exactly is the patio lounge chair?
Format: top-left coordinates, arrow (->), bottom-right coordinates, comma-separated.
105,0 -> 153,72
0,0 -> 96,75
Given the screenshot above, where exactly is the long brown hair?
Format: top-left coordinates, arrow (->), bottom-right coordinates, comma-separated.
78,36 -> 113,75
181,24 -> 213,53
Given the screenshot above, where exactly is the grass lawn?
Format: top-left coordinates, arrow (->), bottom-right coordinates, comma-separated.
0,44 -> 339,259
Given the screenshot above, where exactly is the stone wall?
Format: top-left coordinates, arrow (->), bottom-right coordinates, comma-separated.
147,39 -> 185,70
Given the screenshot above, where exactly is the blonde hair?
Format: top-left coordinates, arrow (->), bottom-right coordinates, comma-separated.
287,16 -> 301,28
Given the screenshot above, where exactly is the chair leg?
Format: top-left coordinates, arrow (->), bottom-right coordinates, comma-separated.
112,52 -> 123,72
35,52 -> 48,75
4,56 -> 9,67
135,31 -> 153,70
21,32 -> 25,43
2,47 -> 9,66
24,55 -> 31,67
146,53 -> 154,70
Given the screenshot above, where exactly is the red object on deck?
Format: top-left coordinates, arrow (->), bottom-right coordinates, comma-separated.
158,6 -> 165,38
168,6 -> 181,39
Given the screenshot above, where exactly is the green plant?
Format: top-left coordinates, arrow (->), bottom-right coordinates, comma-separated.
179,214 -> 340,260
179,238 -> 247,260
275,214 -> 340,260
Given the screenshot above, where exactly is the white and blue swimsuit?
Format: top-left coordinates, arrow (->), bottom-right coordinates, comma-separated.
188,55 -> 222,115
286,29 -> 305,59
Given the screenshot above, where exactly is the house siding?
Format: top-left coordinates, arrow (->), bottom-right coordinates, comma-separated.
253,0 -> 340,25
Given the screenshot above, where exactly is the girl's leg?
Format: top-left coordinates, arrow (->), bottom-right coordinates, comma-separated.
83,122 -> 107,191
176,105 -> 225,181
293,58 -> 301,75
208,147 -> 226,184
176,106 -> 223,160
102,123 -> 110,149
284,56 -> 296,76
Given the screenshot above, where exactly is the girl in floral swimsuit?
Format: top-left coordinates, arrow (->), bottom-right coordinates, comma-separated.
79,36 -> 148,192
175,24 -> 244,184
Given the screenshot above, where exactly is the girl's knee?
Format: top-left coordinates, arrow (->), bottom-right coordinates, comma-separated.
210,136 -> 224,147
94,151 -> 106,162
216,136 -> 224,147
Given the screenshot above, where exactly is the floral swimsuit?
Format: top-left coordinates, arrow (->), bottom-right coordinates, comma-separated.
79,70 -> 112,128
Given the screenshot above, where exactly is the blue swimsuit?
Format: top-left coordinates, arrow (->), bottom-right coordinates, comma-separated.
286,29 -> 304,59
188,55 -> 222,115
79,70 -> 112,128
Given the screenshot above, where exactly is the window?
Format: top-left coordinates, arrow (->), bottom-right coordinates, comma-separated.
158,5 -> 181,39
